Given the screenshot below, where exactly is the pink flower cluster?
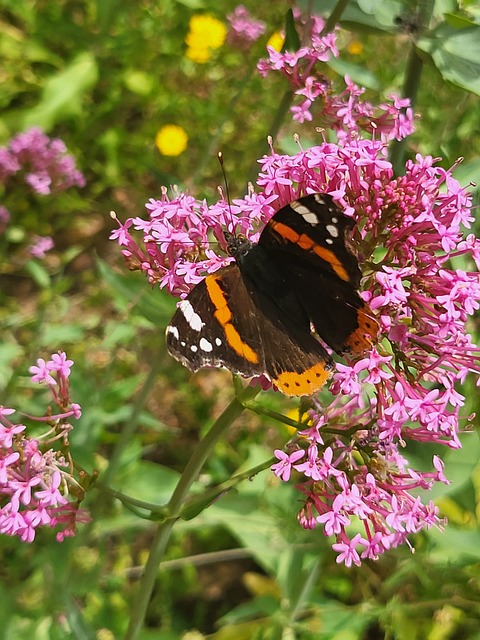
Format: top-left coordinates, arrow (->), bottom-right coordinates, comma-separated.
112,134 -> 479,564
0,127 -> 85,196
257,15 -> 414,140
111,187 -> 279,298
227,5 -> 266,46
111,11 -> 479,565
0,352 -> 89,542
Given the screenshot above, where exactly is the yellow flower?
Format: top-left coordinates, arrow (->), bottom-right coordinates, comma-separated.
155,125 -> 188,157
267,31 -> 284,52
185,14 -> 227,64
348,40 -> 363,55
186,46 -> 212,64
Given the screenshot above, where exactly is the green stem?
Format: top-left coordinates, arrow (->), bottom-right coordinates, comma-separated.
123,384 -> 260,640
321,0 -> 350,36
389,0 -> 436,175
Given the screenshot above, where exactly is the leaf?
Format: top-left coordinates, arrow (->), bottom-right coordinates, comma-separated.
25,260 -> 51,289
407,432 -> 480,504
428,526 -> 480,563
96,258 -> 176,326
452,157 -> 480,204
21,52 -> 98,131
195,491 -> 290,574
417,24 -> 480,95
112,460 -> 180,507
283,9 -> 301,51
327,58 -> 381,90
174,0 -> 205,8
310,0 -> 404,33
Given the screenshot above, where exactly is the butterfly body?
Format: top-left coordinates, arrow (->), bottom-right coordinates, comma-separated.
166,193 -> 378,396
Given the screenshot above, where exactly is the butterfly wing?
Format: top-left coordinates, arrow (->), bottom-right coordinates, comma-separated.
166,265 -> 333,396
259,193 -> 378,353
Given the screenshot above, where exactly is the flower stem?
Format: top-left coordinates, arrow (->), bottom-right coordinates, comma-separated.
321,0 -> 349,36
123,384 -> 260,640
389,0 -> 435,174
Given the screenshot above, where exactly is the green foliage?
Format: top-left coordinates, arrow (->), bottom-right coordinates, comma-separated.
1,1 -> 480,639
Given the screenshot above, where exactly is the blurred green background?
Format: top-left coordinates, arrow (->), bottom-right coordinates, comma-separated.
1,1 -> 480,638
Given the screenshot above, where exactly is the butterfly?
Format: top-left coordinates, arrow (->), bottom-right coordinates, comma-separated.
166,193 -> 378,396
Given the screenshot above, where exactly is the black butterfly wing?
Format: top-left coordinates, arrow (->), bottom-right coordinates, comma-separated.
166,265 -> 333,396
259,193 -> 378,353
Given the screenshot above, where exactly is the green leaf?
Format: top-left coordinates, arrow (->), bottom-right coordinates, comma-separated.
428,526 -> 480,563
448,477 -> 477,514
174,0 -> 205,8
407,432 -> 480,503
201,490 -> 292,574
417,24 -> 480,95
452,157 -> 480,204
21,51 -> 99,131
327,58 -> 381,90
283,9 -> 301,51
96,258 -> 176,326
309,0 -> 404,33
25,260 -> 51,289
112,460 -> 180,507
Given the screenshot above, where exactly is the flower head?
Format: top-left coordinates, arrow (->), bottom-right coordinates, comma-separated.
155,125 -> 189,157
0,353 -> 89,543
227,5 -> 266,46
185,14 -> 227,63
112,11 -> 480,565
258,17 -> 413,140
112,134 -> 479,563
0,127 -> 85,194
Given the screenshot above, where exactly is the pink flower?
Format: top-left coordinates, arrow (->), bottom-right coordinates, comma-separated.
271,449 -> 305,481
0,127 -> 85,194
333,534 -> 368,567
29,235 -> 54,259
29,358 -> 57,385
0,353 -> 87,542
111,13 -> 480,566
227,5 -> 266,45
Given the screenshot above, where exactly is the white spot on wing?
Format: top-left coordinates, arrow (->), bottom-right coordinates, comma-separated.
200,337 -> 213,352
215,338 -> 222,346
191,344 -> 198,352
326,238 -> 333,245
291,201 -> 319,225
326,224 -> 339,238
314,194 -> 326,205
178,300 -> 204,332
166,325 -> 179,340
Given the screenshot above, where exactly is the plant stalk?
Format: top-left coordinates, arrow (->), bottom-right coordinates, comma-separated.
124,384 -> 260,640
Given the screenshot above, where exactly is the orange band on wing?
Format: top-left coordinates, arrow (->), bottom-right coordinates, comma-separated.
205,275 -> 259,364
269,221 -> 350,282
344,305 -> 379,354
274,362 -> 332,396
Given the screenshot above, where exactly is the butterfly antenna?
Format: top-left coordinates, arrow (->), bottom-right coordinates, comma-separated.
218,151 -> 235,234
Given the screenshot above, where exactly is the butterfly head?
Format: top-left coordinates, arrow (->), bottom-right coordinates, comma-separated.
224,230 -> 253,261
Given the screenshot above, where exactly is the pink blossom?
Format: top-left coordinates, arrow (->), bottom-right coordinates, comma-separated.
0,353 -> 87,542
29,358 -> 57,385
333,534 -> 368,567
271,449 -> 305,481
0,127 -> 85,194
28,235 -> 54,259
111,13 -> 480,566
227,5 -> 266,45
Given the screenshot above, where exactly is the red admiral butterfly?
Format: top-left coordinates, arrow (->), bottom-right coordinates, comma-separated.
166,193 -> 378,396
